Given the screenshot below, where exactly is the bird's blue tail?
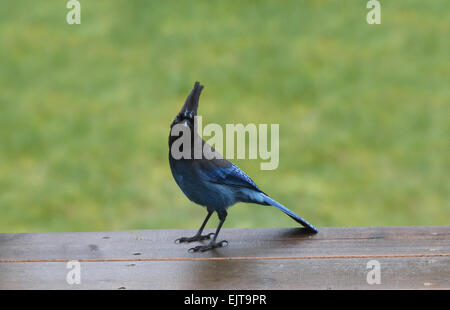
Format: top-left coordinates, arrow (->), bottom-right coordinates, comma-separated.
261,193 -> 318,233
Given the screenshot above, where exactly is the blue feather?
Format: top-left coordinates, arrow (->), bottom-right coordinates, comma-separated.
201,163 -> 262,192
198,161 -> 318,233
261,193 -> 318,233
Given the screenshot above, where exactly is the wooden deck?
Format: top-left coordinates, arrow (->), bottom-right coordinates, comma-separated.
0,226 -> 449,289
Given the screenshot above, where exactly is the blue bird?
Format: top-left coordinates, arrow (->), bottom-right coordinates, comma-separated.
169,82 -> 318,252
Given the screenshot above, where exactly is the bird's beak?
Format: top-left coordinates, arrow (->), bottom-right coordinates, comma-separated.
178,81 -> 204,118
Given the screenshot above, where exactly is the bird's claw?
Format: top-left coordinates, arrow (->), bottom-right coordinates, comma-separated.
188,240 -> 228,253
174,232 -> 215,244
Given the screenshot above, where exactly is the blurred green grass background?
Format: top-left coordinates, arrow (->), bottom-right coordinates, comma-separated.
0,1 -> 448,233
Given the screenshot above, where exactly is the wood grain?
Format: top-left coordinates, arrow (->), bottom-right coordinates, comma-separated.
0,226 -> 449,289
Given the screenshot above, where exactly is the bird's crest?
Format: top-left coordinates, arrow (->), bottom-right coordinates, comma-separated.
178,81 -> 203,120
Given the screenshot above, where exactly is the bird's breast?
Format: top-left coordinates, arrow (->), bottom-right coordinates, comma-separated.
169,157 -> 236,209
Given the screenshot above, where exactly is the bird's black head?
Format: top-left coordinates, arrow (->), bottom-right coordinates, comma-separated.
171,81 -> 204,129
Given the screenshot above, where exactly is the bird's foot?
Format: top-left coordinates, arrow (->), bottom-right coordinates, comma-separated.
188,240 -> 228,253
175,233 -> 215,244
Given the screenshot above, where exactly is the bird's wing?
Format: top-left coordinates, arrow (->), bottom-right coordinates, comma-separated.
197,158 -> 263,193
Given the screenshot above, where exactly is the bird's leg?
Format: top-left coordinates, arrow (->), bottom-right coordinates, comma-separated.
175,210 -> 215,243
189,210 -> 228,252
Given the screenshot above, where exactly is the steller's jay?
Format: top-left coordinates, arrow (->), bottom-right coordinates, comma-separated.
169,82 -> 318,252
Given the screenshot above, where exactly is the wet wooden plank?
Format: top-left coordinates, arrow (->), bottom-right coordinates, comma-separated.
1,257 -> 448,290
1,226 -> 449,260
0,226 -> 449,289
